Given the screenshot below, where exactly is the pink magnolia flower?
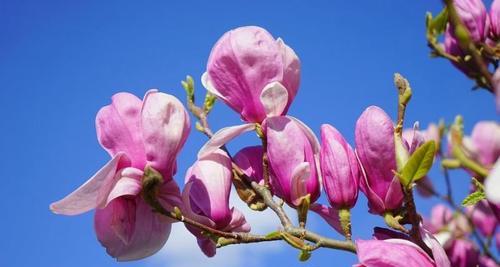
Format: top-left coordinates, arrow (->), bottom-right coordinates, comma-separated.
354,239 -> 444,267
479,256 -> 498,267
320,124 -> 360,209
490,0 -> 500,41
467,121 -> 500,168
182,149 -> 250,257
50,91 -> 190,261
444,239 -> 480,267
202,26 -> 300,123
466,200 -> 498,237
265,116 -> 320,206
355,106 -> 404,215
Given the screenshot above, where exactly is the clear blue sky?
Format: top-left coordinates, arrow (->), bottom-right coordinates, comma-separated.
0,1 -> 497,266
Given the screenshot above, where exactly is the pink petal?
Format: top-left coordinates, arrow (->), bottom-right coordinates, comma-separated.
420,227 -> 451,267
260,81 -> 289,117
290,162 -> 311,206
356,239 -> 435,267
186,150 -> 233,227
223,207 -> 251,233
201,72 -> 226,101
105,167 -> 143,206
94,197 -> 172,261
50,153 -> 129,215
277,38 -> 300,115
197,123 -> 255,159
486,160 -> 500,204
96,93 -> 146,168
310,203 -> 343,234
141,90 -> 191,178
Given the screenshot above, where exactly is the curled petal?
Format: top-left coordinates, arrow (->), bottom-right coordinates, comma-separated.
198,123 -> 255,159
260,81 -> 289,118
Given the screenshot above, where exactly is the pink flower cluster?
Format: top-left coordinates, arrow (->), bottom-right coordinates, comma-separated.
50,25 -> 499,267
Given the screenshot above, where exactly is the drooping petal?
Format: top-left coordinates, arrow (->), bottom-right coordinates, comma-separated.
50,153 -> 129,215
96,93 -> 146,168
141,90 -> 191,178
260,81 -> 289,117
94,197 -> 172,261
310,203 -> 343,234
197,123 -> 255,159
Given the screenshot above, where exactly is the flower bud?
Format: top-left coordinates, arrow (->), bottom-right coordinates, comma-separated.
320,124 -> 360,209
355,106 -> 403,214
469,121 -> 500,168
265,116 -> 320,206
203,26 -> 300,123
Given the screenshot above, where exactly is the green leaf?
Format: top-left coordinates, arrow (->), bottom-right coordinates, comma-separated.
298,250 -> 311,262
462,190 -> 485,206
429,8 -> 448,35
400,141 -> 436,188
462,178 -> 486,206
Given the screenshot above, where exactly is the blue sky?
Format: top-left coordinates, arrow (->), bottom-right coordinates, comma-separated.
0,0 -> 498,266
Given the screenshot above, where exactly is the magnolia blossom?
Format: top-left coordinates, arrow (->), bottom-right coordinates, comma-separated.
355,106 -> 404,214
445,239 -> 480,267
50,91 -> 190,260
265,116 -> 320,206
182,150 -> 250,257
320,124 -> 360,209
203,26 -> 300,123
466,200 -> 498,237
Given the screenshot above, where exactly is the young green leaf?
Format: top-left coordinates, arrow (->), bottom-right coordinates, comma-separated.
429,8 -> 448,35
462,190 -> 485,206
400,141 -> 436,188
298,250 -> 312,262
